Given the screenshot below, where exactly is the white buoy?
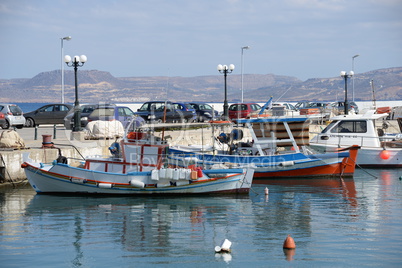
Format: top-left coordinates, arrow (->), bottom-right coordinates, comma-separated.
215,239 -> 232,253
264,187 -> 269,195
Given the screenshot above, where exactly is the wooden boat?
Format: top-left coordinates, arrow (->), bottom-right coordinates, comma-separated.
21,121 -> 254,195
167,116 -> 359,178
310,110 -> 402,167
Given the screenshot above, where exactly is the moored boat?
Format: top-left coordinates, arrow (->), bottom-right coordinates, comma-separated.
21,120 -> 254,195
168,116 -> 359,178
310,110 -> 402,167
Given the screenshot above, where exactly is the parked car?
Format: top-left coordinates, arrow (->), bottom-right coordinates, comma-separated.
87,106 -> 136,128
173,102 -> 197,122
271,102 -> 300,116
189,102 -> 219,122
135,101 -> 194,123
295,101 -> 330,110
0,112 -> 6,127
23,103 -> 73,127
296,101 -> 332,117
0,103 -> 25,129
228,103 -> 262,120
64,103 -> 116,130
331,101 -> 359,114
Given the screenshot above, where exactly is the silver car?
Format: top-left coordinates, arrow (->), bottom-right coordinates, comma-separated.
0,103 -> 25,129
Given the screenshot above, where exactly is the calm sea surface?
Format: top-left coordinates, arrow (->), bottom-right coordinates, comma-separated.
1,169 -> 402,267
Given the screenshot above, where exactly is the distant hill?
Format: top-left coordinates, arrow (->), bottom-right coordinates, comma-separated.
0,67 -> 401,103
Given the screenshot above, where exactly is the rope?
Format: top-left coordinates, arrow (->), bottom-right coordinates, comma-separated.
349,157 -> 378,179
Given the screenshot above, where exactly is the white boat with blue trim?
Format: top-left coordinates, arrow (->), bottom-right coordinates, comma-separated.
167,116 -> 359,179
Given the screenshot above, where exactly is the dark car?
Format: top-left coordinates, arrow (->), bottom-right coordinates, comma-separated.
87,106 -> 136,128
228,103 -> 262,120
135,101 -> 194,123
64,103 -> 116,130
189,102 -> 219,122
173,102 -> 197,122
24,104 -> 73,127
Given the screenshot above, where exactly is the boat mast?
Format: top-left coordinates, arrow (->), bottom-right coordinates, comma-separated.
370,79 -> 376,109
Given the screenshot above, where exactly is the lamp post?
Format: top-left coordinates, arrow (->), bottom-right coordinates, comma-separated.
340,70 -> 354,115
352,54 -> 359,101
241,46 -> 250,103
217,64 -> 235,119
60,36 -> 72,103
64,55 -> 87,132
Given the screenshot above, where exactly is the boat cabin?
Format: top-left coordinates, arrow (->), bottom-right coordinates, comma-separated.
310,110 -> 388,148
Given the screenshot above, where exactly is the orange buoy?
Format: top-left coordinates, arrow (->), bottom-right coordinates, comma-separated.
283,234 -> 296,249
380,150 -> 390,160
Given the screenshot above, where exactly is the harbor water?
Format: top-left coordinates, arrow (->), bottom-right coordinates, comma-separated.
1,169 -> 402,267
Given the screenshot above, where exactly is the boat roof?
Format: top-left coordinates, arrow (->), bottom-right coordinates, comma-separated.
236,115 -> 313,124
329,110 -> 388,121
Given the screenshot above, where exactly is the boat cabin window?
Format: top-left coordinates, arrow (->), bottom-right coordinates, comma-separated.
329,120 -> 367,133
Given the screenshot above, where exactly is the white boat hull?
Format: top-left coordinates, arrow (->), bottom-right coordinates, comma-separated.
311,144 -> 402,167
23,162 -> 254,195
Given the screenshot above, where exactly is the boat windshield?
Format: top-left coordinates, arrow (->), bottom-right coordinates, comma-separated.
322,120 -> 338,133
326,120 -> 367,134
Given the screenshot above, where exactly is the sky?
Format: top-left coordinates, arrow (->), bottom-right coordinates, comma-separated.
0,0 -> 401,81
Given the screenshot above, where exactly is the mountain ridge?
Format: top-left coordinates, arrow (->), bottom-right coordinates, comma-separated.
0,67 -> 401,103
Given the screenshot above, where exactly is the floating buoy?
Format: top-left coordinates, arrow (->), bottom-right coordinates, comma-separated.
264,187 -> 269,195
215,239 -> 232,253
283,235 -> 296,249
379,149 -> 390,160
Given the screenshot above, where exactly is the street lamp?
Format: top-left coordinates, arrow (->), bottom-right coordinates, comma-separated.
217,64 -> 235,119
60,36 -> 72,103
352,54 -> 359,101
340,70 -> 354,115
241,46 -> 250,103
64,55 -> 87,132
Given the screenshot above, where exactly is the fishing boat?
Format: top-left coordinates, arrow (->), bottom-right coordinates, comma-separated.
21,121 -> 254,195
167,116 -> 359,178
310,110 -> 402,167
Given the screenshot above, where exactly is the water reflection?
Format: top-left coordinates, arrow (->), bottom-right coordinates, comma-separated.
1,169 -> 401,266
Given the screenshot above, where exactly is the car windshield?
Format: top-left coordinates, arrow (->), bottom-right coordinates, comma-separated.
82,105 -> 97,113
118,107 -> 134,116
184,104 -> 194,109
9,105 -> 22,115
139,103 -> 166,111
199,104 -> 212,110
230,104 -> 247,111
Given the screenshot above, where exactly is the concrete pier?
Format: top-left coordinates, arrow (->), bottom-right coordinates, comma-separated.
0,126 -> 109,184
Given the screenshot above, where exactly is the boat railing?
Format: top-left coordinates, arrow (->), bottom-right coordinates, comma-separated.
310,131 -> 387,147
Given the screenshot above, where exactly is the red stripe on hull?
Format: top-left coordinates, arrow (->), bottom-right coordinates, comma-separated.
253,146 -> 359,179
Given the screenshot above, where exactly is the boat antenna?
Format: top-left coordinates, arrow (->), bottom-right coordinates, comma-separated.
370,79 -> 376,110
